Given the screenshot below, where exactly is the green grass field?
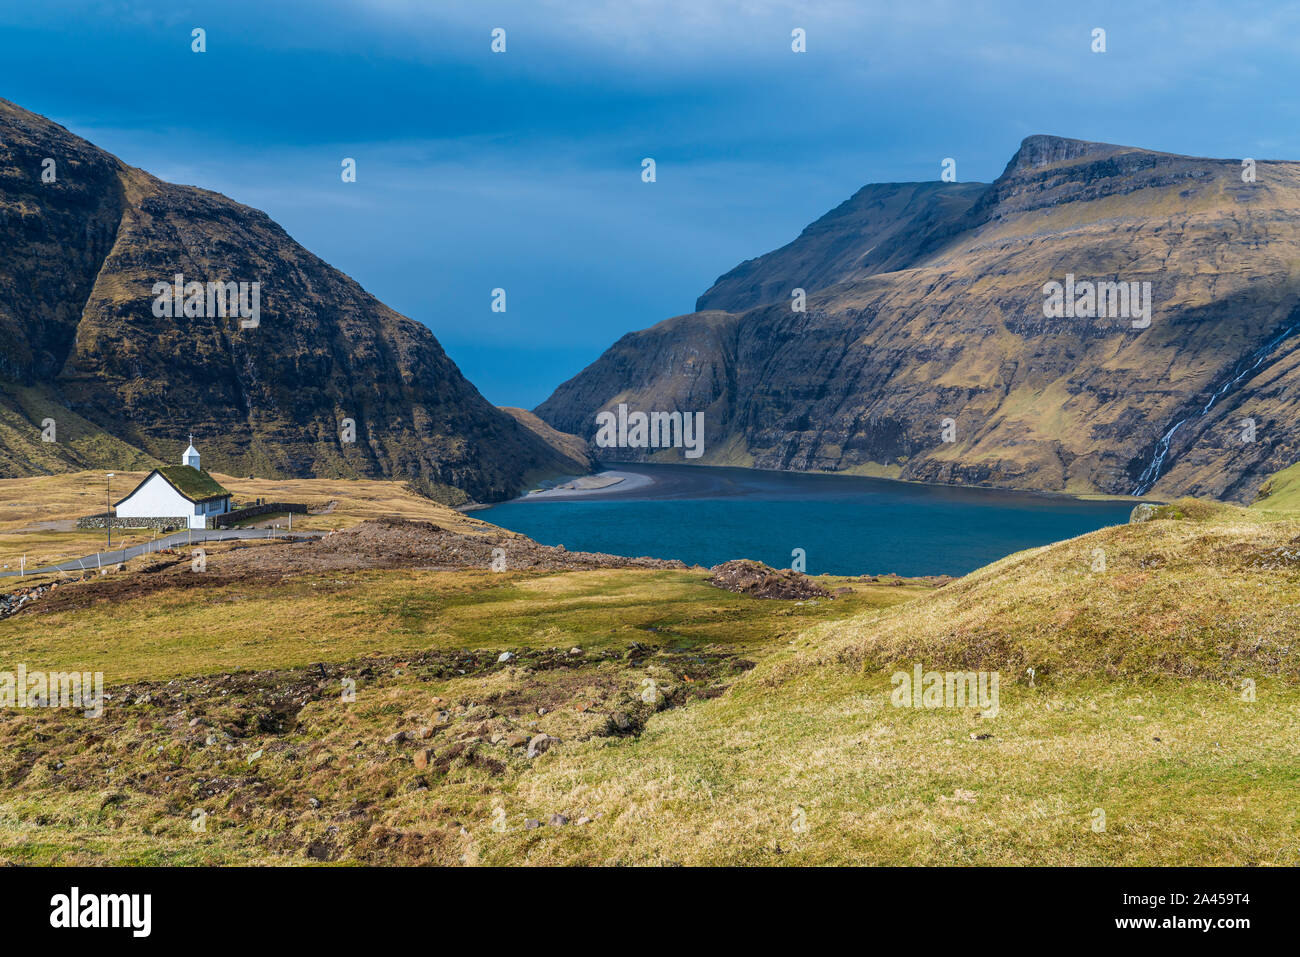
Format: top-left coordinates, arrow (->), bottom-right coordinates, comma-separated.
1,475 -> 1298,865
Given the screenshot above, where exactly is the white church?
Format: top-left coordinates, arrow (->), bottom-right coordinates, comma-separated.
115,440 -> 234,530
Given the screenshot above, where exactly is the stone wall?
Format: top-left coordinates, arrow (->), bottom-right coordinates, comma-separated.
214,502 -> 308,527
76,512 -> 188,532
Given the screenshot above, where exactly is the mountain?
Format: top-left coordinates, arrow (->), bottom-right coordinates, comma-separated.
499,407 -> 592,471
537,135 -> 1300,502
0,98 -> 591,504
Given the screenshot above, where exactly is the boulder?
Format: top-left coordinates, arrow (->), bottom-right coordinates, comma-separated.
527,733 -> 556,759
1129,503 -> 1160,523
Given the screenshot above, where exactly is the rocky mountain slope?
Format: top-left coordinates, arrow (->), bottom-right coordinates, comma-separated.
537,135 -> 1300,502
0,98 -> 590,503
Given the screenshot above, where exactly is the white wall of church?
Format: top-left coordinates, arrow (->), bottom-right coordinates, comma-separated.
116,474 -> 191,521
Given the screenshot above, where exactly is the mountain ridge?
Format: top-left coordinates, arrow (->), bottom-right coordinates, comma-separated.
538,134 -> 1300,502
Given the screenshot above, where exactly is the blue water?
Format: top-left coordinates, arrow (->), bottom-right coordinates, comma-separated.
480,464 -> 1136,577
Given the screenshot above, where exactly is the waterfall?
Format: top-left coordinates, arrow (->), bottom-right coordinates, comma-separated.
1131,322 -> 1300,495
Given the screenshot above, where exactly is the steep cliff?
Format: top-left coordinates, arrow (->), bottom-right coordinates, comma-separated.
0,98 -> 589,502
538,136 -> 1300,502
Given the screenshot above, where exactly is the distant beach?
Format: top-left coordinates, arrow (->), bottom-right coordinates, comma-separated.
518,469 -> 655,501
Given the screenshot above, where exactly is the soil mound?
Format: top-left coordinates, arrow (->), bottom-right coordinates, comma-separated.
707,559 -> 832,600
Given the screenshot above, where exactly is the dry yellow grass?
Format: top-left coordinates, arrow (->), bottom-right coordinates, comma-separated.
0,471 -> 494,570
469,502 -> 1300,865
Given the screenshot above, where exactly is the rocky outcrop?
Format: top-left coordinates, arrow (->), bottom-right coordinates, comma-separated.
0,98 -> 588,502
538,135 -> 1300,502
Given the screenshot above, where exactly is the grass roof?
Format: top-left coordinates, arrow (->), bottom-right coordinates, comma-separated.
154,465 -> 231,502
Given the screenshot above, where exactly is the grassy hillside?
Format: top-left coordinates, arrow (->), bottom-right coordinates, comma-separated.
0,546 -> 927,864
486,501 -> 1300,865
1251,460 -> 1300,513
2,477 -> 1297,864
0,382 -> 159,477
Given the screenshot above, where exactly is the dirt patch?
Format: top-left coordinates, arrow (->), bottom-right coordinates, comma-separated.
11,519 -> 77,533
209,517 -> 689,575
2,520 -> 692,619
707,559 -> 832,600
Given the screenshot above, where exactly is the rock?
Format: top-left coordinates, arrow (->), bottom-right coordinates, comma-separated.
413,748 -> 433,770
497,651 -> 514,663
525,818 -> 542,829
568,647 -> 583,656
490,731 -> 506,744
527,734 -> 556,759
1129,502 -> 1160,523
609,712 -> 632,732
384,731 -> 408,745
307,796 -> 321,809
432,710 -> 452,727
549,813 -> 570,826
969,732 -> 993,741
576,816 -> 591,826
414,726 -> 434,740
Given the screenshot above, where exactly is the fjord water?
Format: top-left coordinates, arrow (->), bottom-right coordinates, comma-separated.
480,464 -> 1136,577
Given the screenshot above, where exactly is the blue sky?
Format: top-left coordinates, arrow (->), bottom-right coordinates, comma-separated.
4,0 -> 1299,406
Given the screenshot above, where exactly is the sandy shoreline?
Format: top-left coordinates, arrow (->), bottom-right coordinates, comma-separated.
515,469 -> 655,501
